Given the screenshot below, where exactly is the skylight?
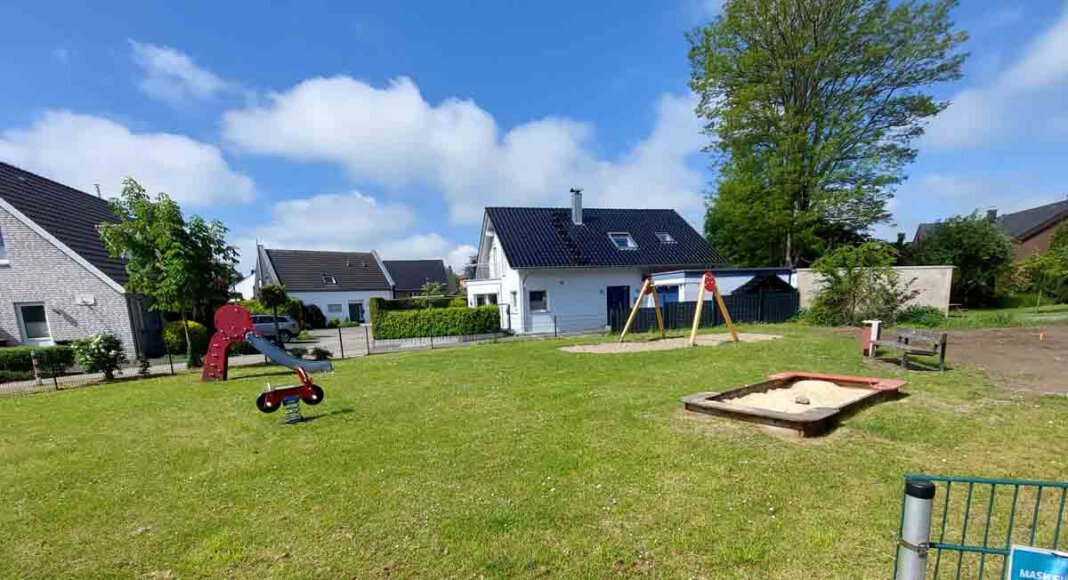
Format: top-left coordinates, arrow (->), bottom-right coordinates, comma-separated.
321,273 -> 338,285
608,232 -> 638,250
655,232 -> 676,244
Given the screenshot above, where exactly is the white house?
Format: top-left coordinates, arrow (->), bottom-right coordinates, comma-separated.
466,190 -> 729,334
231,273 -> 256,300
254,246 -> 394,324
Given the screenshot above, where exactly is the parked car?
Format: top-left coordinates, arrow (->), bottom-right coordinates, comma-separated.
251,315 -> 300,343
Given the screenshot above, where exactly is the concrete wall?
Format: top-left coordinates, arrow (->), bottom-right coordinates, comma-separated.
0,206 -> 138,357
795,265 -> 954,312
290,289 -> 392,323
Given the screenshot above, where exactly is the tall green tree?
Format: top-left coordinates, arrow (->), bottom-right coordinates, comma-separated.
258,284 -> 289,346
910,214 -> 1013,307
690,0 -> 968,266
100,178 -> 239,366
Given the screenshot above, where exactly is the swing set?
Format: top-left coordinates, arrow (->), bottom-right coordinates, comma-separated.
618,271 -> 739,345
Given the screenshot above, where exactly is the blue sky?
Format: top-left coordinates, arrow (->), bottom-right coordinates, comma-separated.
1,0 -> 1066,273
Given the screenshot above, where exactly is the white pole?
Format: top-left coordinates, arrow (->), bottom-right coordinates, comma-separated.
896,480 -> 935,580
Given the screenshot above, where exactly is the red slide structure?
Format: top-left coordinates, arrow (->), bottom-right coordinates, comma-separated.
201,304 -> 332,381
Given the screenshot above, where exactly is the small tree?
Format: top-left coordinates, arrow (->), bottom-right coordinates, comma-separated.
808,241 -> 916,326
1020,223 -> 1068,306
910,214 -> 1013,307
258,284 -> 289,346
418,281 -> 446,308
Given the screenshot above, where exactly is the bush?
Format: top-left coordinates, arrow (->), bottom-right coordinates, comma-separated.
71,333 -> 128,381
910,213 -> 1013,307
327,318 -> 341,328
448,297 -> 468,308
288,347 -> 308,360
161,320 -> 210,355
0,370 -> 35,383
895,305 -> 947,328
0,345 -> 76,373
309,347 -> 332,360
807,242 -> 917,326
372,306 -> 500,339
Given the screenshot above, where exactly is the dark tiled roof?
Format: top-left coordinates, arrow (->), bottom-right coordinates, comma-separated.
384,260 -> 448,292
997,199 -> 1068,240
264,249 -> 391,292
0,162 -> 127,285
485,207 -> 726,269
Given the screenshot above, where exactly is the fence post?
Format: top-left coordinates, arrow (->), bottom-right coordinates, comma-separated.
338,326 -> 345,359
553,315 -> 558,338
758,288 -> 765,322
49,357 -> 59,391
364,325 -> 371,355
430,334 -> 434,349
896,479 -> 935,580
30,350 -> 42,387
168,352 -> 175,375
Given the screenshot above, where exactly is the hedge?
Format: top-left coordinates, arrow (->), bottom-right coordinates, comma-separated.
372,296 -> 463,312
0,345 -> 76,373
372,306 -> 500,339
161,320 -> 210,355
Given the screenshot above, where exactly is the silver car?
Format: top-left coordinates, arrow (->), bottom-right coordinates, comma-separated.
251,315 -> 300,343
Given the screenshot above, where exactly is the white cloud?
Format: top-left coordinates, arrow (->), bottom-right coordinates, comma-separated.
926,5 -> 1068,148
222,76 -> 707,224
129,40 -> 231,106
0,110 -> 254,205
240,190 -> 473,273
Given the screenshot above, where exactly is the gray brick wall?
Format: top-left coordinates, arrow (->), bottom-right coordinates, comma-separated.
0,206 -> 138,358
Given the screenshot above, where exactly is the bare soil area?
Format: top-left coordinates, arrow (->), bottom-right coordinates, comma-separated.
946,326 -> 1068,393
559,332 -> 782,354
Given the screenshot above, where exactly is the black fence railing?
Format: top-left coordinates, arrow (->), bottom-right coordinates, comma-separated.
609,290 -> 800,333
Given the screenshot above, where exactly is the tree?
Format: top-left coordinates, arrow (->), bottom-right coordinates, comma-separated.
1020,223 -> 1068,306
909,214 -> 1013,307
258,284 -> 289,346
690,0 -> 968,266
100,178 -> 239,366
807,241 -> 916,326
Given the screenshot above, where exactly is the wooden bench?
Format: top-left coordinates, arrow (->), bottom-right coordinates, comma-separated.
872,327 -> 948,371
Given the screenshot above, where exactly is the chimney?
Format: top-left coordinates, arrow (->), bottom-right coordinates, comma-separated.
986,208 -> 998,223
896,233 -> 905,245
570,188 -> 583,225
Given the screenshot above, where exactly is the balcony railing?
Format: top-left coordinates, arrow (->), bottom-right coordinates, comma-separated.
467,262 -> 502,280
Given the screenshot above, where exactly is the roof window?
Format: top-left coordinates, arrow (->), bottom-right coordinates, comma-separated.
608,232 -> 638,250
655,232 -> 676,244
321,273 -> 338,285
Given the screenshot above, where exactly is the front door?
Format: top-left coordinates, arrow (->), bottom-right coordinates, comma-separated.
348,301 -> 364,323
606,286 -> 630,324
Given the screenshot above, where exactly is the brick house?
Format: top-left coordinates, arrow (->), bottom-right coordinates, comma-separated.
0,162 -> 163,357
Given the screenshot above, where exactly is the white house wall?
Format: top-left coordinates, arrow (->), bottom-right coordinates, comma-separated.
520,268 -> 645,334
0,205 -> 138,357
290,290 -> 392,323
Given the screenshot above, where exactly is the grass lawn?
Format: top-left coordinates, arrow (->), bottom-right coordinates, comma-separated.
1,324 -> 1065,578
939,302 -> 1068,329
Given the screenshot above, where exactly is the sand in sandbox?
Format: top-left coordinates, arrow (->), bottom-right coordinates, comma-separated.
727,380 -> 872,414
559,333 -> 782,354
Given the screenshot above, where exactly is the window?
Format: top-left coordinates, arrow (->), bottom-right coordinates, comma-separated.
327,303 -> 343,313
655,232 -> 676,244
321,273 -> 338,285
16,303 -> 51,342
475,294 -> 498,306
608,232 -> 638,250
529,290 -> 548,311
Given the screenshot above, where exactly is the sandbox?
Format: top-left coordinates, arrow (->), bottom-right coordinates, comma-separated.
559,332 -> 782,354
682,371 -> 905,437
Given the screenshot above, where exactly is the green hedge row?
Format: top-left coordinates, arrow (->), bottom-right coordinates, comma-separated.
372,306 -> 500,339
0,345 -> 76,372
374,296 -> 460,311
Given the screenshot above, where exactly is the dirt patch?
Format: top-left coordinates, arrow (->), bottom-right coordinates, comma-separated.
559,333 -> 782,354
946,326 -> 1068,393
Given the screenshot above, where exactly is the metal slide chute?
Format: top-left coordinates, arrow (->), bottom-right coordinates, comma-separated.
244,332 -> 333,374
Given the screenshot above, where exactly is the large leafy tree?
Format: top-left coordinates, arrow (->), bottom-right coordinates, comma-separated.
690,0 -> 968,266
100,178 -> 239,366
258,284 -> 289,346
910,214 -> 1013,307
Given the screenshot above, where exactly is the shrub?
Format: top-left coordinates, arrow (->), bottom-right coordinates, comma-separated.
71,333 -> 128,381
0,370 -> 35,383
910,213 -> 1013,307
295,330 -> 313,341
895,305 -> 947,328
327,318 -> 342,328
161,320 -> 210,356
0,345 -> 76,373
448,296 -> 468,308
372,306 -> 500,339
288,347 -> 308,360
310,347 -> 332,361
807,242 -> 917,326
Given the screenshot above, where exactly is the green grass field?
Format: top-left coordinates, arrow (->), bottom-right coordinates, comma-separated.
2,325 -> 1065,578
939,301 -> 1068,329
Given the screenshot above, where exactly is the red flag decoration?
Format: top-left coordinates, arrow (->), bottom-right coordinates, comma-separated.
703,272 -> 718,293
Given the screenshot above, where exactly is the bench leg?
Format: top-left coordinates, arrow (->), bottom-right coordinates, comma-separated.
900,352 -> 908,369
939,349 -> 946,372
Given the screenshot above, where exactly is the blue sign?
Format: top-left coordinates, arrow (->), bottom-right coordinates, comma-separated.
1007,546 -> 1068,580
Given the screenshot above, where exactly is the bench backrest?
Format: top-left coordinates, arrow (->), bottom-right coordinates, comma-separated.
895,327 -> 947,348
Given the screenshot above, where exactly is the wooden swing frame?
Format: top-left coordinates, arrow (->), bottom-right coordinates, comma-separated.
617,272 -> 739,346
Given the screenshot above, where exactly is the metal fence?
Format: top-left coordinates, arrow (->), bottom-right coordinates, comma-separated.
608,290 -> 800,333
893,474 -> 1068,579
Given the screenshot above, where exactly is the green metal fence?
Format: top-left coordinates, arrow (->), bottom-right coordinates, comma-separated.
893,474 -> 1068,579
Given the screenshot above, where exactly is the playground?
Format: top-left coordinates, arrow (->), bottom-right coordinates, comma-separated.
1,323 -> 1064,578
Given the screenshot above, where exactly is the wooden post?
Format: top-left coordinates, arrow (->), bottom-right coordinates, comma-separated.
649,284 -> 666,339
619,278 -> 651,342
689,280 -> 707,346
713,287 -> 739,342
